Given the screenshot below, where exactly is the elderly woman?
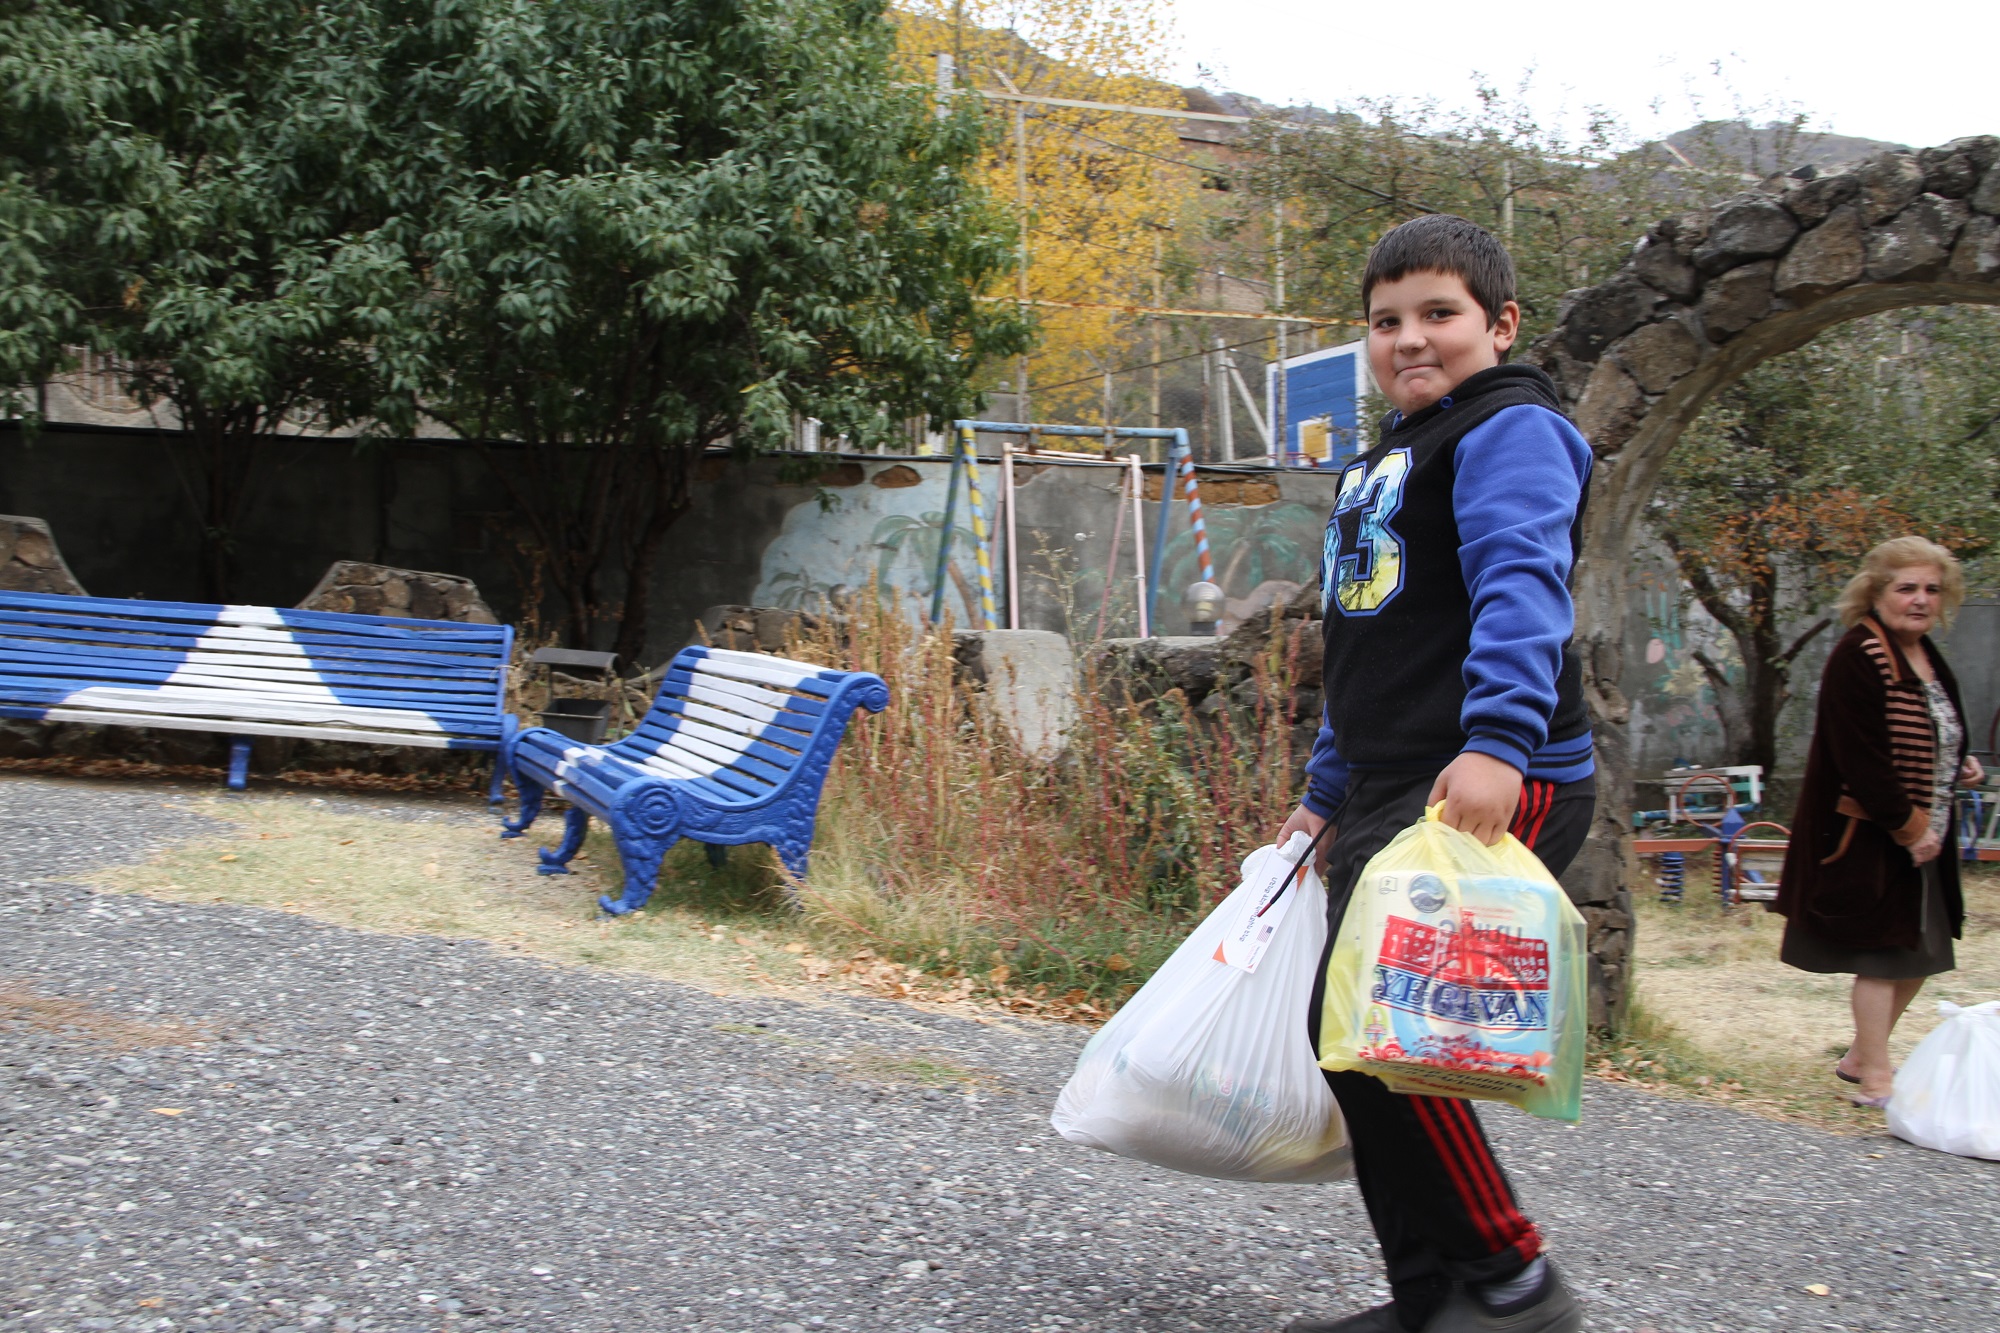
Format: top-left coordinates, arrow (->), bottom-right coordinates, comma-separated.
1774,537 -> 1982,1107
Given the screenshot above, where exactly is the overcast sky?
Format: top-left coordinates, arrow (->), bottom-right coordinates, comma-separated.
1172,0 -> 1996,152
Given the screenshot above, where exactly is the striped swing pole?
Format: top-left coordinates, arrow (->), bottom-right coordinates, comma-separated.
1177,448 -> 1216,584
960,426 -> 1000,631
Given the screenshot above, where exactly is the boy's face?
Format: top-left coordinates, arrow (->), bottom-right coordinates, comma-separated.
1365,269 -> 1521,416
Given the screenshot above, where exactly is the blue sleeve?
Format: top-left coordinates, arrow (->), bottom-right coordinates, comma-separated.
1452,404 -> 1593,772
1302,708 -> 1349,818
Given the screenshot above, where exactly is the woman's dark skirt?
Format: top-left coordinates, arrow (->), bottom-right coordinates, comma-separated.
1780,861 -> 1957,979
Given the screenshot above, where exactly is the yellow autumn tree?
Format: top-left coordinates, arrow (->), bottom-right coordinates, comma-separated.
893,0 -> 1201,428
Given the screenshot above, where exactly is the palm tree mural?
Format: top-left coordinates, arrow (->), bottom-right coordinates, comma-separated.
1158,502 -> 1324,603
871,511 -> 982,621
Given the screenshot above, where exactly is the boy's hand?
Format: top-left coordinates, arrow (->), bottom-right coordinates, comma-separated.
1427,752 -> 1523,846
1275,804 -> 1333,872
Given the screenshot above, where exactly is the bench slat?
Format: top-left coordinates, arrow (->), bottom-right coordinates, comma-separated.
0,671 -> 502,727
8,704 -> 465,748
0,593 -> 507,642
641,696 -> 819,747
0,628 -> 505,680
7,685 -> 485,735
640,735 -> 790,789
648,713 -> 806,773
684,646 -> 840,698
0,617 -> 508,669
663,666 -> 829,718
0,655 -> 501,708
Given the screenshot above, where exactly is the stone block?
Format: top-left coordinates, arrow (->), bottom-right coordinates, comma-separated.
1609,319 -> 1701,394
1558,275 -> 1663,364
1856,151 -> 1926,223
1972,163 -> 2000,217
1572,358 -> 1646,451
1919,145 -> 1979,199
1775,204 -> 1865,301
1779,171 -> 1859,226
1696,261 -> 1776,341
959,629 -> 1077,760
696,604 -> 822,653
1941,135 -> 2000,173
1865,194 -> 1969,282
1629,236 -> 1699,301
0,516 -> 87,596
1691,198 -> 1799,274
1947,214 -> 2000,282
299,561 -> 498,623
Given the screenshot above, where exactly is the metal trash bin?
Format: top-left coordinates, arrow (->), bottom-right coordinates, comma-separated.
531,647 -> 619,743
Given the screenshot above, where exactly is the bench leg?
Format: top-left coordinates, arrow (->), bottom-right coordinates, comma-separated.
774,836 -> 810,906
537,807 -> 590,875
500,777 -> 545,839
226,737 -> 252,791
486,754 -> 507,806
703,842 -> 727,868
601,828 -> 672,917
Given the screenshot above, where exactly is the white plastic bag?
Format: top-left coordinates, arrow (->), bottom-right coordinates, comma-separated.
1049,833 -> 1351,1183
1888,1000 -> 2000,1160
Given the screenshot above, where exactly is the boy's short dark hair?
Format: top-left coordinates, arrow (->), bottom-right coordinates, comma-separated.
1360,214 -> 1517,325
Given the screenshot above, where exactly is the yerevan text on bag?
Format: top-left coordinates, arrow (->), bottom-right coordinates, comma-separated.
1887,1000 -> 2000,1160
1317,805 -> 1587,1122
1049,832 -> 1352,1183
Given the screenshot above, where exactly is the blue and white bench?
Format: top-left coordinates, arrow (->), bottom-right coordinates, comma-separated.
501,645 -> 889,915
0,591 -> 517,798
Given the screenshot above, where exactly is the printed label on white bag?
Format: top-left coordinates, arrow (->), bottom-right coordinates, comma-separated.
1215,844 -> 1309,973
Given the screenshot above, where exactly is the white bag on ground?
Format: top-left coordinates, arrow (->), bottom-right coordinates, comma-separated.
1888,1000 -> 2000,1160
1050,833 -> 1351,1183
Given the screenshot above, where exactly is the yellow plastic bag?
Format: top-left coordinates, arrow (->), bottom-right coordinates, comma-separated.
1317,805 -> 1587,1122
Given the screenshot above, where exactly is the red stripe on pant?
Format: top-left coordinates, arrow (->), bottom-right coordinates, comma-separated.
1410,1095 -> 1544,1264
1511,779 -> 1554,848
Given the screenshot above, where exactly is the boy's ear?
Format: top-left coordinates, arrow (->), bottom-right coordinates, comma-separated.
1489,300 -> 1521,355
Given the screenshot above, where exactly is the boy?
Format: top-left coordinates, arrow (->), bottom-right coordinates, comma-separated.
1277,214 -> 1594,1333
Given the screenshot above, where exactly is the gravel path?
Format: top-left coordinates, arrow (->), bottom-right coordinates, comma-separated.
3,774 -> 1998,1333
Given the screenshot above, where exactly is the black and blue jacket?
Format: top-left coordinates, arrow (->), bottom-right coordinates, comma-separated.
1302,363 -> 1594,819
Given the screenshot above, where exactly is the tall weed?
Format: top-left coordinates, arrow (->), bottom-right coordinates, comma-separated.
785,591 -> 1312,1008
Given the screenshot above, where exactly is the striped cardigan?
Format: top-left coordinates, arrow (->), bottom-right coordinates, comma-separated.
1775,619 -> 1968,950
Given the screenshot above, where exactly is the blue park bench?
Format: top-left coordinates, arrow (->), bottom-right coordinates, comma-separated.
500,644 -> 889,915
0,591 -> 517,798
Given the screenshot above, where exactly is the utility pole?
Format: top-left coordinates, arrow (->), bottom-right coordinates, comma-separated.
1272,199 -> 1288,467
1150,230 -> 1164,454
1013,96 -> 1031,425
1214,335 -> 1235,462
933,51 -> 954,120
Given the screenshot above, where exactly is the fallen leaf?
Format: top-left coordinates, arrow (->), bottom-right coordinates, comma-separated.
218,854 -> 238,863
150,1108 -> 186,1117
338,839 -> 355,846
783,943 -> 807,954
735,935 -> 757,947
137,1297 -> 163,1308
1104,953 -> 1132,972
1805,1283 -> 1831,1296
422,862 -> 440,878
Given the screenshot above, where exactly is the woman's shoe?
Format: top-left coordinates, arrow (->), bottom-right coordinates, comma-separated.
1834,1062 -> 1861,1084
1849,1091 -> 1892,1109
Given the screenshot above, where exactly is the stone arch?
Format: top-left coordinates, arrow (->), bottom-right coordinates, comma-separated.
1527,136 -> 2000,1023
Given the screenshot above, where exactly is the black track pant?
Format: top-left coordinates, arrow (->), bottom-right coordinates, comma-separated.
1304,769 -> 1596,1330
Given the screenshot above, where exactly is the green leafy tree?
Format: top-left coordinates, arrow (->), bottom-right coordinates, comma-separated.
0,0 -> 437,598
404,0 -> 1025,662
1652,307 -> 2000,770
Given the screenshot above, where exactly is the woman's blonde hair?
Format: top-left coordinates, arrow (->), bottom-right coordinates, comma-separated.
1836,536 -> 1966,629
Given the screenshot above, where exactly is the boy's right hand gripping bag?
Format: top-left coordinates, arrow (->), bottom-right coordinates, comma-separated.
1318,805 -> 1587,1122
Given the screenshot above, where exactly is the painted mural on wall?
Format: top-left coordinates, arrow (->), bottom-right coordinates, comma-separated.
747,458 -> 1334,637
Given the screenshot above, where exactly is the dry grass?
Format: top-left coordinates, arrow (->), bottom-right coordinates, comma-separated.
83,794 -> 1052,1022
1615,856 -> 2000,1127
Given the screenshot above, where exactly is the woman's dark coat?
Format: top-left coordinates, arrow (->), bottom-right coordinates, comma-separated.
1773,620 -> 1967,951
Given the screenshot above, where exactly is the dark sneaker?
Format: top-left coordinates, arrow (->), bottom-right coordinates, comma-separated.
1423,1265 -> 1581,1332
1284,1302 -> 1404,1333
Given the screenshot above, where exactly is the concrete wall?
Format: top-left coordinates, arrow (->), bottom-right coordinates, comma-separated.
0,425 -> 1343,666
